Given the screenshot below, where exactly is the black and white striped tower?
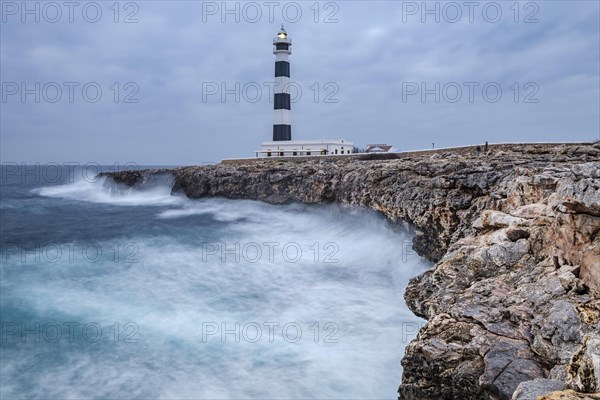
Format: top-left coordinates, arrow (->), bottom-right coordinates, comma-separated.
273,25 -> 292,141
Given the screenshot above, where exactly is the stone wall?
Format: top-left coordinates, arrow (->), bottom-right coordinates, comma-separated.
220,143 -> 590,166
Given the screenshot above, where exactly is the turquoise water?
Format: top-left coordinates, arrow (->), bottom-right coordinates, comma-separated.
0,166 -> 430,399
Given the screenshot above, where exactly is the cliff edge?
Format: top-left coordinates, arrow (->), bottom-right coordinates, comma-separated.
102,143 -> 600,400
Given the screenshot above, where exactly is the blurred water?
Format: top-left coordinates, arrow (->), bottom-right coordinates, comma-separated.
0,165 -> 431,399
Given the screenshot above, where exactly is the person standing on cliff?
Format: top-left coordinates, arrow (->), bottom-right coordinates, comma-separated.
476,145 -> 481,156
484,141 -> 489,154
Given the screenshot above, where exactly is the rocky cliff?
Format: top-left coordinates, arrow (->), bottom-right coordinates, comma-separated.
102,143 -> 600,400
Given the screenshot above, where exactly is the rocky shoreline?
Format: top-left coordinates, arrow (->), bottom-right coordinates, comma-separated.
102,143 -> 600,400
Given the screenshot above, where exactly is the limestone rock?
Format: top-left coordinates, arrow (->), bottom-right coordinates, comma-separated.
512,379 -> 566,400
482,210 -> 528,229
538,390 -> 600,399
568,337 -> 600,393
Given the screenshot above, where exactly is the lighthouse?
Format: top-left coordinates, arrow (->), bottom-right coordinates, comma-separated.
255,26 -> 353,157
273,25 -> 292,141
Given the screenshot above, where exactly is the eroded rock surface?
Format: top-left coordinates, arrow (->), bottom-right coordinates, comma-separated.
512,379 -> 566,400
102,143 -> 600,399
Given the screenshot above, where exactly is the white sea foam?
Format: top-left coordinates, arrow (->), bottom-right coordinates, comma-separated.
3,182 -> 432,399
34,176 -> 186,207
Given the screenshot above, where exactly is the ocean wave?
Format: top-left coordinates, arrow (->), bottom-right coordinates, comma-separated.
5,178 -> 432,399
33,176 -> 186,207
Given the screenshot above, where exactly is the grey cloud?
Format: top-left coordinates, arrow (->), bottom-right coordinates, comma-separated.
1,1 -> 598,164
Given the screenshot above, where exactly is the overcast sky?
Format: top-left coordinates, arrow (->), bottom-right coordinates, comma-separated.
1,0 -> 599,165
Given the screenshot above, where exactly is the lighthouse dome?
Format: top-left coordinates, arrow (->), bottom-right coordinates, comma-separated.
274,24 -> 291,46
277,25 -> 288,39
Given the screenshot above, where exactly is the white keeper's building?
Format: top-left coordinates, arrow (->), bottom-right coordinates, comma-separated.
255,26 -> 353,158
258,139 -> 353,157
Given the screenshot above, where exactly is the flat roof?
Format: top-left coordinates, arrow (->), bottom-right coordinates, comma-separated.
261,139 -> 352,145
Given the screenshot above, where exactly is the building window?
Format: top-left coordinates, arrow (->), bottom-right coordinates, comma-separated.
307,151 -> 311,156
267,152 -> 272,157
335,149 -> 338,154
293,151 -> 297,156
279,152 -> 284,157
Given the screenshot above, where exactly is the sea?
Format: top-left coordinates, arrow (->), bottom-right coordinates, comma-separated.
0,164 -> 431,399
